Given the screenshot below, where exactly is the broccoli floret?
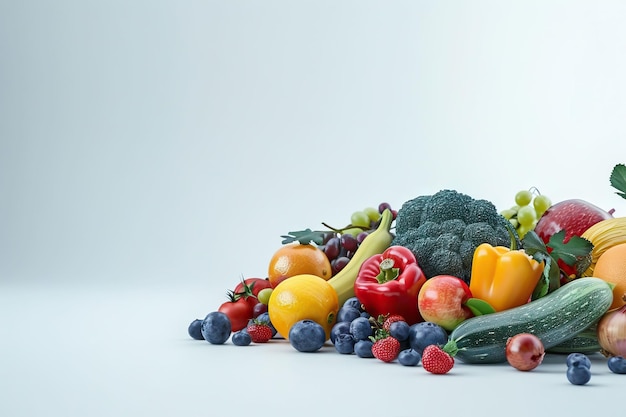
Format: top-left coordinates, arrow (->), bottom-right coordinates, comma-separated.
392,189 -> 513,284
415,221 -> 442,238
425,249 -> 464,280
440,219 -> 466,236
462,222 -> 501,247
420,189 -> 473,224
435,232 -> 461,252
459,240 -> 476,272
395,195 -> 431,235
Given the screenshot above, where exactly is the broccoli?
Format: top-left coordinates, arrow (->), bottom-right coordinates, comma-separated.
391,189 -> 514,284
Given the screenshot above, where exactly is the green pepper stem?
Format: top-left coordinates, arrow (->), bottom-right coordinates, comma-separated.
376,258 -> 400,284
503,219 -> 519,251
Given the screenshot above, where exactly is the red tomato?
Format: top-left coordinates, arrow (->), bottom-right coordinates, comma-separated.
218,298 -> 254,332
233,278 -> 272,310
234,278 -> 272,298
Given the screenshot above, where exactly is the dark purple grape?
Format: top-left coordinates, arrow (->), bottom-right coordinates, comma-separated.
356,231 -> 369,244
252,302 -> 268,318
340,234 -> 358,252
332,256 -> 351,274
323,237 -> 341,260
378,202 -> 392,213
322,232 -> 335,245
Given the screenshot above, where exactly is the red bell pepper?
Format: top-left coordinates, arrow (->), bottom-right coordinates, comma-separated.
354,245 -> 427,324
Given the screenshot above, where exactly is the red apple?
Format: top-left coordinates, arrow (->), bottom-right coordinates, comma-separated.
417,275 -> 474,331
534,199 -> 613,278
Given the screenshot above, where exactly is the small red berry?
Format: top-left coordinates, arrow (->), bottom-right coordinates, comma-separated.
422,344 -> 455,374
383,314 -> 406,331
246,321 -> 273,343
371,336 -> 400,363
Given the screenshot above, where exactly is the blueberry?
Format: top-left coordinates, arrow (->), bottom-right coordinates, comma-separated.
399,338 -> 411,351
201,311 -> 232,344
360,311 -> 371,319
408,322 -> 448,355
289,320 -> 327,353
389,321 -> 410,342
343,297 -> 362,311
398,349 -> 421,366
607,356 -> 626,374
188,319 -> 204,340
567,363 -> 591,385
350,317 -> 373,341
255,312 -> 277,337
330,321 -> 351,344
566,352 -> 591,369
354,339 -> 374,358
231,329 -> 252,346
334,333 -> 356,354
337,306 -> 361,323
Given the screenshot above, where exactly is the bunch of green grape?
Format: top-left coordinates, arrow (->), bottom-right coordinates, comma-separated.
500,188 -> 552,239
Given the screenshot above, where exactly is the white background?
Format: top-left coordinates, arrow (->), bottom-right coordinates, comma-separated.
2,1 -> 626,416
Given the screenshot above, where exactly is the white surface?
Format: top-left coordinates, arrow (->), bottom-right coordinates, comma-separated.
3,1 -> 626,416
1,282 -> 622,417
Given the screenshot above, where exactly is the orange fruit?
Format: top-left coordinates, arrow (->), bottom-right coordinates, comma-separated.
593,242 -> 626,310
267,243 -> 332,288
267,274 -> 339,340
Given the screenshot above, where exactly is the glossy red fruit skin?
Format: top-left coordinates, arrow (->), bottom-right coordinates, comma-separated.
505,333 -> 545,371
534,199 -> 613,277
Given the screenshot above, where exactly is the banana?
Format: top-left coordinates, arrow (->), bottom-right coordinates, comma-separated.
581,217 -> 626,276
327,208 -> 395,306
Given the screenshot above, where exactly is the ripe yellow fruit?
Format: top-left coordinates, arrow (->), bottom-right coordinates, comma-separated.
593,242 -> 626,310
268,274 -> 338,341
581,217 -> 626,277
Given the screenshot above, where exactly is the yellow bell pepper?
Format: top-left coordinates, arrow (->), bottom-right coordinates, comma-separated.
469,243 -> 544,312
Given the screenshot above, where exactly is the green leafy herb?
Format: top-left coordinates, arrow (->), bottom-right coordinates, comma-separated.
547,230 -> 593,274
610,163 -> 626,200
521,231 -> 557,299
280,229 -> 327,245
521,230 -> 593,300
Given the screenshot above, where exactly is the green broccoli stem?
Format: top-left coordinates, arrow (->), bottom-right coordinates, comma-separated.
376,258 -> 400,283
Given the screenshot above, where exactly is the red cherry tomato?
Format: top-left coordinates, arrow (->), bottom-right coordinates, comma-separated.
218,298 -> 254,332
233,278 -> 273,310
234,278 -> 272,297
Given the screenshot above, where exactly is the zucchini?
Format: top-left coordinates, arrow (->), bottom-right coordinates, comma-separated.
546,324 -> 601,354
449,277 -> 612,364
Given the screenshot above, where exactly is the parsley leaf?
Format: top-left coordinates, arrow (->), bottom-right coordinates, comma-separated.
521,230 -> 593,300
547,230 -> 594,273
610,163 -> 626,200
521,231 -> 559,299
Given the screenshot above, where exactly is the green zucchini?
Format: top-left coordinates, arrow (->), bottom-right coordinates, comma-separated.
449,277 -> 612,364
546,324 -> 601,354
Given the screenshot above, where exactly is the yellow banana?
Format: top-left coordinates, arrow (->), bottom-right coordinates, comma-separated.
327,209 -> 395,306
581,217 -> 626,276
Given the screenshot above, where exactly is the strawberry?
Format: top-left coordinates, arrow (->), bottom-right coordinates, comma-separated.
382,314 -> 406,331
246,320 -> 273,343
422,343 -> 456,374
370,330 -> 400,362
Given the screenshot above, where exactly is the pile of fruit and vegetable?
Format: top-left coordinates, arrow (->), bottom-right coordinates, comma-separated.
188,164 -> 626,383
